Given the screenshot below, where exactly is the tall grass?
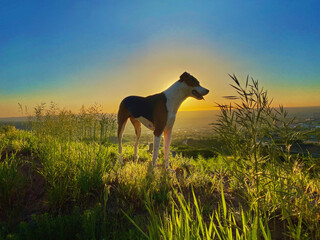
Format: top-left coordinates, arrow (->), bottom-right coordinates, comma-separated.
0,153 -> 26,225
30,102 -> 116,143
37,140 -> 115,211
21,103 -> 117,212
125,184 -> 272,240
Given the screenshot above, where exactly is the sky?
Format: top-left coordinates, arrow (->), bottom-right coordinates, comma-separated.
1,0 -> 319,117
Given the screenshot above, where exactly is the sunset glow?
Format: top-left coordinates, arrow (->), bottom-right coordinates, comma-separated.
1,1 -> 319,118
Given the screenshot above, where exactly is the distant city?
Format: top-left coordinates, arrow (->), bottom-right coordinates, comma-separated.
1,107 -> 319,141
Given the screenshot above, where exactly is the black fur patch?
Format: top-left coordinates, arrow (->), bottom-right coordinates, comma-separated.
122,93 -> 167,122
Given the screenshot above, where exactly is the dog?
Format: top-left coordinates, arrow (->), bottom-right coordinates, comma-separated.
117,72 -> 209,168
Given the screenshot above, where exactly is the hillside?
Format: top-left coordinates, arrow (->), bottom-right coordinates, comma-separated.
0,123 -> 320,239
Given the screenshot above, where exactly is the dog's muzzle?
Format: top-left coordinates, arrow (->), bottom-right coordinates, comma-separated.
192,87 -> 209,100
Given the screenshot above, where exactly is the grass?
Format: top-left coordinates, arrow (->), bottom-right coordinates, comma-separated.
0,78 -> 319,239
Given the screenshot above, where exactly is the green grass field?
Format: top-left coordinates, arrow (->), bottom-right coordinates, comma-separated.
1,78 -> 319,239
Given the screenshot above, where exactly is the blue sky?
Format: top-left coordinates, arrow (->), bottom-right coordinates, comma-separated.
1,0 -> 319,117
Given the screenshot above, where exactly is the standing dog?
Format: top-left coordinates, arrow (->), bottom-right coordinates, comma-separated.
117,72 -> 209,168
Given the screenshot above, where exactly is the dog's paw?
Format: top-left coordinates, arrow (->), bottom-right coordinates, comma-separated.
165,166 -> 176,175
118,156 -> 124,165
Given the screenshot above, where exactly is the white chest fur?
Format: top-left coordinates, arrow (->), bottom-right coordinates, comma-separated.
163,81 -> 189,128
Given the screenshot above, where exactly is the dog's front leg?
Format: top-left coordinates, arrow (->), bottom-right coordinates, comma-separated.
164,127 -> 172,168
152,134 -> 162,167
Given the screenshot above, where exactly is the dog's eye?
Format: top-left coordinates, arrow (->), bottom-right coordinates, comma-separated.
193,79 -> 200,87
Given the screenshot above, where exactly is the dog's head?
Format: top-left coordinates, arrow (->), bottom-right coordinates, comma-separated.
179,72 -> 209,100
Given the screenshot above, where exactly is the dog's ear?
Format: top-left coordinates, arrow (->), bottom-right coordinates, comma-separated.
179,72 -> 200,86
179,72 -> 190,82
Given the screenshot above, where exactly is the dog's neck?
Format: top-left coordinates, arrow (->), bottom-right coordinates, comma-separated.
163,81 -> 190,114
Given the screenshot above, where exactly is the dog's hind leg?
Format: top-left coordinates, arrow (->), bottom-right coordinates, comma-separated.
130,117 -> 141,161
117,119 -> 127,164
117,103 -> 130,164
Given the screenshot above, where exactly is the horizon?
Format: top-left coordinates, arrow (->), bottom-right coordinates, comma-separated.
1,101 -> 320,119
2,105 -> 320,121
1,1 -> 320,118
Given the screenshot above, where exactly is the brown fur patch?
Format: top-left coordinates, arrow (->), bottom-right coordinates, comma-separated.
153,98 -> 168,137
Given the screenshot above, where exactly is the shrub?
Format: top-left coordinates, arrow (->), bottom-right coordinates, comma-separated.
0,125 -> 16,136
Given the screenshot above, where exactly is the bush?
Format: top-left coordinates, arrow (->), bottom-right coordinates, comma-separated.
0,125 -> 16,136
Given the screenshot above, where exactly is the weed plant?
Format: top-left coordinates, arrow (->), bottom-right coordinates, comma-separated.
212,75 -> 320,239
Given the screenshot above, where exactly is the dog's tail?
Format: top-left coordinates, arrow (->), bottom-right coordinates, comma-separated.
117,101 -> 130,138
